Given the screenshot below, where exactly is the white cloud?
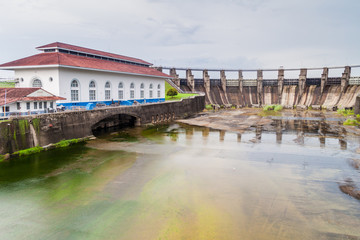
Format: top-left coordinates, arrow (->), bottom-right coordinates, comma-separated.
0,0 -> 359,78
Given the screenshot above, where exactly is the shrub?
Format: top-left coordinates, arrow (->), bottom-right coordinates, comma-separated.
166,88 -> 178,97
263,105 -> 283,112
274,105 -> 283,111
205,104 -> 213,110
343,119 -> 359,126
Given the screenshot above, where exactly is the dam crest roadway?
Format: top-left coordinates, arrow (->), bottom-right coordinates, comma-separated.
158,65 -> 360,110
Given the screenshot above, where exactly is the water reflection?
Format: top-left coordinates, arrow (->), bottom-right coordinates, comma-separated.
1,116 -> 360,239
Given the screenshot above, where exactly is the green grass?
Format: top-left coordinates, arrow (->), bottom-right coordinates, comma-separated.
343,119 -> 360,126
205,104 -> 213,110
13,146 -> 43,157
337,108 -> 354,117
165,82 -> 197,101
53,139 -> 80,148
263,105 -> 283,111
0,82 -> 16,88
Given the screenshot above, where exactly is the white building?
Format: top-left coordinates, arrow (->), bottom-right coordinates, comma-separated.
0,88 -> 65,118
0,42 -> 170,109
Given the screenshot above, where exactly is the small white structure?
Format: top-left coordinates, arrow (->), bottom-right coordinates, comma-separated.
0,88 -> 65,118
0,42 -> 170,109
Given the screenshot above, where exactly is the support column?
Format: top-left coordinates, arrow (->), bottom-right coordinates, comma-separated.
341,66 -> 351,93
277,68 -> 284,104
186,69 -> 195,92
320,67 -> 328,94
298,68 -> 307,98
155,67 -> 163,72
238,70 -> 243,93
203,70 -> 210,94
257,70 -> 263,106
220,70 -> 227,92
170,68 -> 180,88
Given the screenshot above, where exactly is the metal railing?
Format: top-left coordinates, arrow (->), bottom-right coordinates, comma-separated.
263,79 -> 278,86
210,79 -> 221,87
243,79 -> 257,87
349,77 -> 360,85
226,79 -> 239,86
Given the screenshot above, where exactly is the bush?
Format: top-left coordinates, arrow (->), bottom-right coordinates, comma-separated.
343,119 -> 360,126
166,88 -> 178,97
337,108 -> 354,117
263,105 -> 283,112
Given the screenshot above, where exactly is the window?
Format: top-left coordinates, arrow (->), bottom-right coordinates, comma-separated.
34,102 -> 38,110
149,84 -> 153,89
118,82 -> 124,100
2,106 -> 9,112
32,79 -> 42,87
118,90 -> 124,99
130,82 -> 135,99
71,80 -> 78,87
44,102 -> 47,109
70,79 -> 80,101
50,102 -> 53,108
17,102 -> 21,110
140,83 -> 144,99
26,102 -> 30,110
89,81 -> 96,101
157,84 -> 161,98
105,81 -> 111,100
149,90 -> 153,98
39,102 -> 42,109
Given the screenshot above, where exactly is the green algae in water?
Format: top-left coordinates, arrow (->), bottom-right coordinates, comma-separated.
110,132 -> 138,142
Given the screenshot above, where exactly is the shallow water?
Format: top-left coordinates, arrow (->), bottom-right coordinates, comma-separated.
1,117 -> 360,239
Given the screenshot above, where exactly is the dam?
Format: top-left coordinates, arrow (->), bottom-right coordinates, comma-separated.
161,66 -> 360,110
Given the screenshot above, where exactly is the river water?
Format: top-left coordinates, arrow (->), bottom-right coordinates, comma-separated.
1,112 -> 360,240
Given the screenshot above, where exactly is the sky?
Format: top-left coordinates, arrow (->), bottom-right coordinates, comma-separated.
0,0 -> 359,78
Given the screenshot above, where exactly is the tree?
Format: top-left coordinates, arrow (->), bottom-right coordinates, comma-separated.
166,88 -> 178,97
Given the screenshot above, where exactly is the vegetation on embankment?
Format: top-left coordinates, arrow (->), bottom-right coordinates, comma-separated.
337,108 -> 360,126
1,137 -> 91,160
263,105 -> 283,111
165,82 -> 197,101
0,82 -> 15,88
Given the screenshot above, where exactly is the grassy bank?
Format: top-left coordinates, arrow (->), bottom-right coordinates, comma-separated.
1,137 -> 91,160
165,82 -> 198,101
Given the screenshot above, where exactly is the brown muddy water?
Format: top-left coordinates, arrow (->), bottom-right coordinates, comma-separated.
1,110 -> 360,240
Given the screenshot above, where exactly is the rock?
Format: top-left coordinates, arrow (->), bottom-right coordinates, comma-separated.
43,144 -> 55,150
296,105 -> 308,110
3,153 -> 10,160
312,105 -> 321,110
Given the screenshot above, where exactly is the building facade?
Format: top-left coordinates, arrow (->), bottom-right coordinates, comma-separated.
0,88 -> 65,118
0,42 -> 170,109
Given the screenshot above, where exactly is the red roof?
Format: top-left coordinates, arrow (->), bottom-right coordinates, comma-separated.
0,88 -> 65,106
0,52 -> 170,78
37,42 -> 151,65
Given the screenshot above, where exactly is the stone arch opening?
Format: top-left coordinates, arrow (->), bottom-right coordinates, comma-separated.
91,113 -> 139,136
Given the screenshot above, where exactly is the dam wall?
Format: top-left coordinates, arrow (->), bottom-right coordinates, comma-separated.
167,66 -> 360,109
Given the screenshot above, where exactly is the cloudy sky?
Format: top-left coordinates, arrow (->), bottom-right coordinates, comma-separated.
0,0 -> 359,78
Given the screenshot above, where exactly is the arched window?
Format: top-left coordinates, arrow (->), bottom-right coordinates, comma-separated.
70,79 -> 80,101
32,79 -> 42,88
89,80 -> 96,101
149,83 -> 153,98
140,83 -> 144,99
130,82 -> 135,99
118,82 -> 124,100
157,84 -> 161,98
105,81 -> 111,100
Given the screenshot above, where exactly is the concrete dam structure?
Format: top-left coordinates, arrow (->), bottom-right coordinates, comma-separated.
164,66 -> 360,109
